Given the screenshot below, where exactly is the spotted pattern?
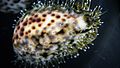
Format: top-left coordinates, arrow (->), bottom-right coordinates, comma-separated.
12,0 -> 103,67
13,10 -> 88,56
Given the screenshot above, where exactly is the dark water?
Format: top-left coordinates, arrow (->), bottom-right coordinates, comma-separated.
0,0 -> 120,68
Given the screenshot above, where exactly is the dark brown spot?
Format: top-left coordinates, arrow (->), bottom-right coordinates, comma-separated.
64,14 -> 67,17
21,19 -> 23,22
42,19 -> 45,22
32,19 -> 36,22
47,23 -> 51,26
29,17 -> 32,20
32,26 -> 35,29
64,24 -> 69,28
17,26 -> 20,30
51,14 -> 55,16
15,35 -> 18,39
38,24 -> 42,27
23,22 -> 27,26
36,18 -> 41,22
42,14 -> 46,17
62,18 -> 66,22
56,15 -> 60,19
51,20 -> 54,23
67,16 -> 70,18
25,32 -> 28,35
34,14 -> 38,17
29,22 -> 32,24
28,30 -> 31,33
20,27 -> 24,32
20,32 -> 24,36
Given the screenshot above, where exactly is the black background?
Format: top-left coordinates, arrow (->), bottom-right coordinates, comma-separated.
0,0 -> 120,68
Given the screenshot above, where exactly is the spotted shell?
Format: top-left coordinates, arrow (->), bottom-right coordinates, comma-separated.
12,0 -> 103,67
